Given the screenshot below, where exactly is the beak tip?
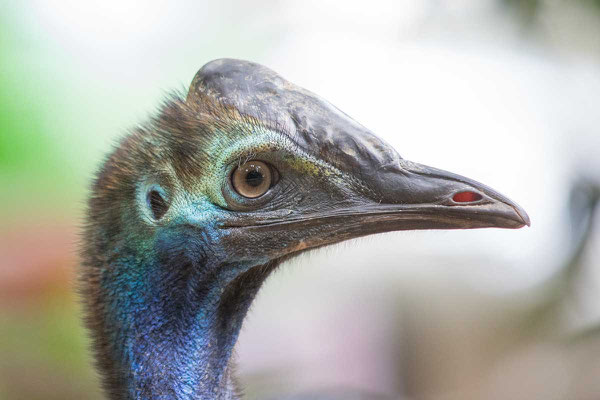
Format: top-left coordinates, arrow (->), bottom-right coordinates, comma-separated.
512,204 -> 531,228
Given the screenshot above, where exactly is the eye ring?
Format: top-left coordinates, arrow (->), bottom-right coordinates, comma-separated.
231,160 -> 274,198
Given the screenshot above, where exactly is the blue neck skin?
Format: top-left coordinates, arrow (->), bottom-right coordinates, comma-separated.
103,225 -> 273,400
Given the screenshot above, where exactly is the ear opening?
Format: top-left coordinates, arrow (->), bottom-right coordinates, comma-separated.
147,188 -> 169,220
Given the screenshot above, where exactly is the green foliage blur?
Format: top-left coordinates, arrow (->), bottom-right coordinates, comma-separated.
0,5 -> 102,399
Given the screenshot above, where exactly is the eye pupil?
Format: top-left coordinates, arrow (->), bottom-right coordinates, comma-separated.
245,170 -> 264,187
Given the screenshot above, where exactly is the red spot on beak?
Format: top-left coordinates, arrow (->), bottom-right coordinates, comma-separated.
453,191 -> 483,203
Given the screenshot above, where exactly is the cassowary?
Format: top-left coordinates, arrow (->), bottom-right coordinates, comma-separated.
80,58 -> 529,400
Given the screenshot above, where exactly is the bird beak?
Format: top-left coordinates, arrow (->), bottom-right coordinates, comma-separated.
294,160 -> 529,254
356,159 -> 531,231
294,159 -> 531,246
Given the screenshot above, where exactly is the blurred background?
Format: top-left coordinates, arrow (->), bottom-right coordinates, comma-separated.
1,1 -> 600,399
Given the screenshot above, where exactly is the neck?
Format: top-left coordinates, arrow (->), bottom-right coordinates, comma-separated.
92,239 -> 278,400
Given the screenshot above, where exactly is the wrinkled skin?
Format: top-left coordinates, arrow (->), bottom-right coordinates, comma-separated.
80,59 -> 529,400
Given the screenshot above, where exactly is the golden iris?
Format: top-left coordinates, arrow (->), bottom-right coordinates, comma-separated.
231,161 -> 272,198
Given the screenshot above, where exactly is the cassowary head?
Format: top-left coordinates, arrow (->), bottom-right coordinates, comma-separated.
81,59 -> 529,400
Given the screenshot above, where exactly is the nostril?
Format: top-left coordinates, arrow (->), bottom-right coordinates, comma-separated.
453,191 -> 483,203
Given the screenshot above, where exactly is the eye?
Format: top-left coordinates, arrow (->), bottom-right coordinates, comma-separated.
231,160 -> 274,198
147,189 -> 169,220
